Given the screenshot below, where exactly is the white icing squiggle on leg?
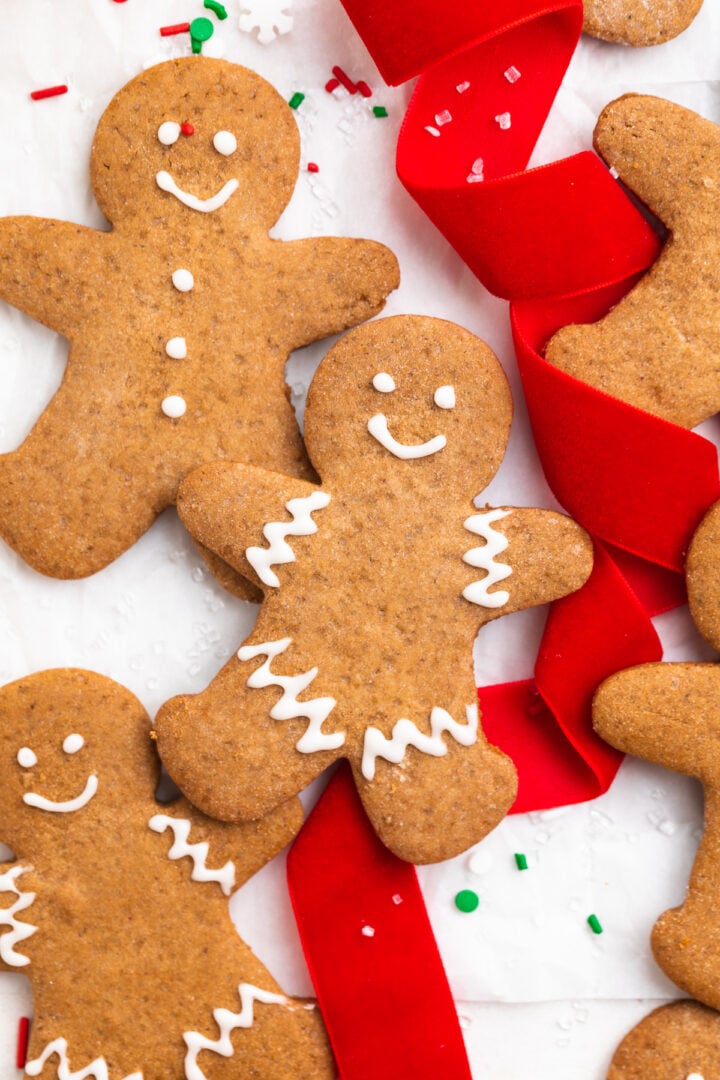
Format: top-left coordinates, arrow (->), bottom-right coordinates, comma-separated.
184,983 -> 288,1080
0,864 -> 37,967
238,638 -> 344,753
25,1039 -> 142,1080
362,705 -> 478,780
462,509 -> 512,607
148,815 -> 236,896
246,491 -> 331,588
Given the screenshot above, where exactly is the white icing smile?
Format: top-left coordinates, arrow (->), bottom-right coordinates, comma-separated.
156,170 -> 239,213
368,413 -> 447,459
23,774 -> 98,814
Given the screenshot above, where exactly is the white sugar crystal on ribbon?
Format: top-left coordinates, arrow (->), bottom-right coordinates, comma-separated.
466,157 -> 485,184
239,0 -> 293,45
456,81 -> 471,94
504,65 -> 522,83
435,109 -> 452,126
425,126 -> 441,137
609,165 -> 620,179
361,925 -> 375,937
495,112 -> 512,130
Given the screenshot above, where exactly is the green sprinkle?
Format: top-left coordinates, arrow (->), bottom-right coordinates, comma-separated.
587,914 -> 603,935
373,106 -> 388,118
288,92 -> 305,110
514,853 -> 528,871
204,0 -> 228,18
190,16 -> 214,44
191,37 -> 203,54
454,889 -> 479,914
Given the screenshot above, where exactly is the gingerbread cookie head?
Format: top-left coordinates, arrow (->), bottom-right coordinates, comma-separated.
91,57 -> 299,230
607,1000 -> 720,1080
304,316 -> 512,498
0,669 -> 333,1079
583,0 -> 703,46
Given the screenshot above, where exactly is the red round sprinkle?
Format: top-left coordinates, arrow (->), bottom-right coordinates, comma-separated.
181,123 -> 195,136
307,162 -> 319,173
30,85 -> 68,101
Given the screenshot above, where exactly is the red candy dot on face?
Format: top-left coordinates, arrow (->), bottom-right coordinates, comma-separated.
181,122 -> 195,136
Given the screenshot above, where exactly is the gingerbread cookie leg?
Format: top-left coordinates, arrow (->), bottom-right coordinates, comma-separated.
607,1000 -> 720,1080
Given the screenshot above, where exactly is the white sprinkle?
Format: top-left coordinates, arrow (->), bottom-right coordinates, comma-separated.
658,819 -> 677,836
361,925 -> 375,937
504,65 -> 522,83
391,894 -> 403,905
372,372 -> 396,393
457,1014 -> 472,1029
495,112 -> 512,130
466,157 -> 485,184
165,337 -> 187,360
609,166 -> 620,179
172,268 -> 194,292
425,126 -> 441,137
435,110 -> 452,126
161,395 -> 187,419
456,81 -> 471,94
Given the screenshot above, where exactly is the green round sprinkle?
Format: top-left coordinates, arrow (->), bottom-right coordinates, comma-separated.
204,0 -> 228,18
190,16 -> 214,42
587,913 -> 603,935
514,853 -> 528,871
373,105 -> 388,118
454,889 -> 479,913
288,92 -> 305,110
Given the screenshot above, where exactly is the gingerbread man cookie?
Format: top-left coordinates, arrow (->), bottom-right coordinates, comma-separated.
686,498 -> 720,652
583,0 -> 702,46
607,1000 -> 720,1079
546,94 -> 720,429
0,57 -> 398,585
0,669 -> 334,1079
155,316 -> 593,864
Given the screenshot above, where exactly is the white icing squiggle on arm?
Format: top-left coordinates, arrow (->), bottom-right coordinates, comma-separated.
238,638 -> 344,753
25,1039 -> 142,1080
0,865 -> 37,967
184,983 -> 288,1080
148,815 -> 236,895
462,509 -> 512,608
246,491 -> 331,588
362,705 -> 478,780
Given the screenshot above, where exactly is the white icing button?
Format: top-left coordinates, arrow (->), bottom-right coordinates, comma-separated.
165,337 -> 187,360
686,1074 -> 705,1080
162,395 -> 187,419
158,121 -> 181,146
372,372 -> 396,393
434,384 -> 456,409
63,734 -> 84,755
171,268 -> 194,293
213,130 -> 237,156
17,747 -> 37,769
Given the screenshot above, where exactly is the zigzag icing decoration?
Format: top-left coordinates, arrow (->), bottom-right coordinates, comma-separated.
184,983 -> 288,1080
246,491 -> 331,588
362,704 -> 479,780
148,815 -> 236,896
25,1038 -> 142,1080
0,864 -> 37,967
238,637 -> 344,753
462,508 -> 512,608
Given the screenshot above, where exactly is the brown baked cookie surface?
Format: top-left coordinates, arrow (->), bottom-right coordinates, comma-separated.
546,94 -> 720,428
594,661 -> 720,1011
0,57 -> 398,587
155,315 -> 593,865
687,499 -> 720,652
0,669 -> 334,1079
583,0 -> 702,46
607,1000 -> 720,1079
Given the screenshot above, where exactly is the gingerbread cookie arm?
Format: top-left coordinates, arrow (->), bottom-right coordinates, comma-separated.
276,237 -> 400,350
459,506 -> 593,628
177,462 -> 330,592
0,217 -> 104,336
150,794 -> 303,893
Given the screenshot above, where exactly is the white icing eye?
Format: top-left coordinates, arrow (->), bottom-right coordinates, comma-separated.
213,130 -> 237,156
434,385 -> 456,410
372,373 -> 396,393
63,734 -> 84,755
158,121 -> 181,146
17,747 -> 37,769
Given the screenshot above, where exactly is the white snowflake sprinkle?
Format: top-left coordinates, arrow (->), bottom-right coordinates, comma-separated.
239,0 -> 293,45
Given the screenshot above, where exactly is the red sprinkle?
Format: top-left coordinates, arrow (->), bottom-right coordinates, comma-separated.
160,22 -> 191,36
331,66 -> 358,94
325,78 -> 340,93
356,80 -> 372,98
180,122 -> 195,136
16,1018 -> 30,1070
30,84 -> 68,101
307,162 -> 319,173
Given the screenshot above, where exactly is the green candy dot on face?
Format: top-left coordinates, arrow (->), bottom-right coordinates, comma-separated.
454,889 -> 479,913
190,17 -> 214,42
